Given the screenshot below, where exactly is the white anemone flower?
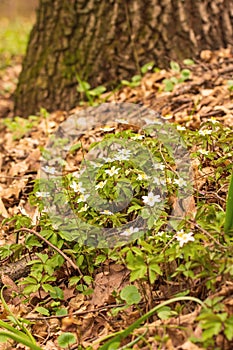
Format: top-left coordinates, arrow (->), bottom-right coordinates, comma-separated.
176,229 -> 195,247
120,227 -> 140,237
105,166 -> 120,176
142,192 -> 162,207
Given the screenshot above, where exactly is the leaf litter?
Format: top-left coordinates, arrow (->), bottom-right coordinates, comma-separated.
0,47 -> 233,349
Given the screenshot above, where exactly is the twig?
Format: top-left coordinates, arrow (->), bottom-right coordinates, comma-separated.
24,303 -> 127,320
192,221 -> 225,248
14,228 -> 82,275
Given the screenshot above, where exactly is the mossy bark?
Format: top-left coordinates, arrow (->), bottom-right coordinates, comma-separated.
14,0 -> 233,116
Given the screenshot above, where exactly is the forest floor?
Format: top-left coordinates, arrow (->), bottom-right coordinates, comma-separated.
0,46 -> 233,350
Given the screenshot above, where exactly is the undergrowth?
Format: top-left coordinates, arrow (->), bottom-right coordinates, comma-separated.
1,114 -> 233,349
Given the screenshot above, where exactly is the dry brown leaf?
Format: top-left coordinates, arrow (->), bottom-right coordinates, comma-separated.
0,197 -> 8,217
181,340 -> 205,350
91,264 -> 129,306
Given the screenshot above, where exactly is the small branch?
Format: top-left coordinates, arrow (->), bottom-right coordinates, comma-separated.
14,228 -> 82,275
24,303 -> 127,321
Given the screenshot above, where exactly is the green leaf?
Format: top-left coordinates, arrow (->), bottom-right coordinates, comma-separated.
35,253 -> 48,264
49,286 -> 64,300
23,284 -> 40,295
157,306 -> 172,320
77,81 -> 91,92
224,316 -> 233,340
57,332 -> 76,348
89,85 -> 106,96
56,308 -> 68,316
69,142 -> 82,153
69,276 -> 81,286
227,80 -> 233,91
162,79 -> 174,92
120,285 -> 141,305
35,306 -> 50,316
224,168 -> 233,234
183,58 -> 195,65
170,61 -> 180,72
201,322 -> 222,341
141,61 -> 154,74
180,69 -> 191,81
0,334 -> 9,343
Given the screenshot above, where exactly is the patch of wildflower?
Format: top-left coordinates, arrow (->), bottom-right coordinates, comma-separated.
153,176 -> 167,186
175,229 -> 195,247
95,180 -> 107,190
198,129 -> 212,136
137,173 -> 149,181
105,166 -> 120,177
114,149 -> 131,161
153,163 -> 166,170
100,210 -> 114,215
198,149 -> 210,155
177,125 -> 186,131
142,192 -> 162,207
70,181 -> 85,193
35,191 -> 50,198
132,134 -> 144,140
120,227 -> 140,237
173,177 -> 187,188
77,194 -> 90,203
78,204 -> 89,212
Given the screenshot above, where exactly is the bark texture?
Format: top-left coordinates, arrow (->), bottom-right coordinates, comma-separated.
14,0 -> 233,116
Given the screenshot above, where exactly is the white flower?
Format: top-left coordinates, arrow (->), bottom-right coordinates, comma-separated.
105,166 -> 120,176
174,177 -> 187,187
153,163 -> 165,170
120,227 -> 140,236
177,125 -> 186,131
95,180 -> 107,190
77,193 -> 90,203
42,166 -> 56,175
198,149 -> 209,155
198,129 -> 212,136
114,149 -> 131,161
132,134 -> 144,140
153,177 -> 166,186
70,181 -> 85,193
100,126 -> 115,132
102,157 -> 114,163
157,231 -> 170,238
142,192 -> 162,206
79,204 -> 88,212
100,210 -> 113,215
209,118 -> 219,124
137,173 -> 149,181
35,191 -> 50,198
176,229 -> 195,247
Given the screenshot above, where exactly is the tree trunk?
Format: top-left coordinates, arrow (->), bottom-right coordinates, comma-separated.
14,0 -> 233,117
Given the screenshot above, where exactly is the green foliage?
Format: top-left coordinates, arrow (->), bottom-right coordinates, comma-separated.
224,168 -> 233,234
162,60 -> 192,92
0,288 -> 42,350
99,296 -> 205,349
120,285 -> 141,305
57,332 -> 77,348
3,109 -> 233,349
190,297 -> 233,347
3,115 -> 39,140
76,73 -> 106,106
0,18 -> 33,68
227,79 -> 233,91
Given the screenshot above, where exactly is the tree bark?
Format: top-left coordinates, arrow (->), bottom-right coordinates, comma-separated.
14,0 -> 233,117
